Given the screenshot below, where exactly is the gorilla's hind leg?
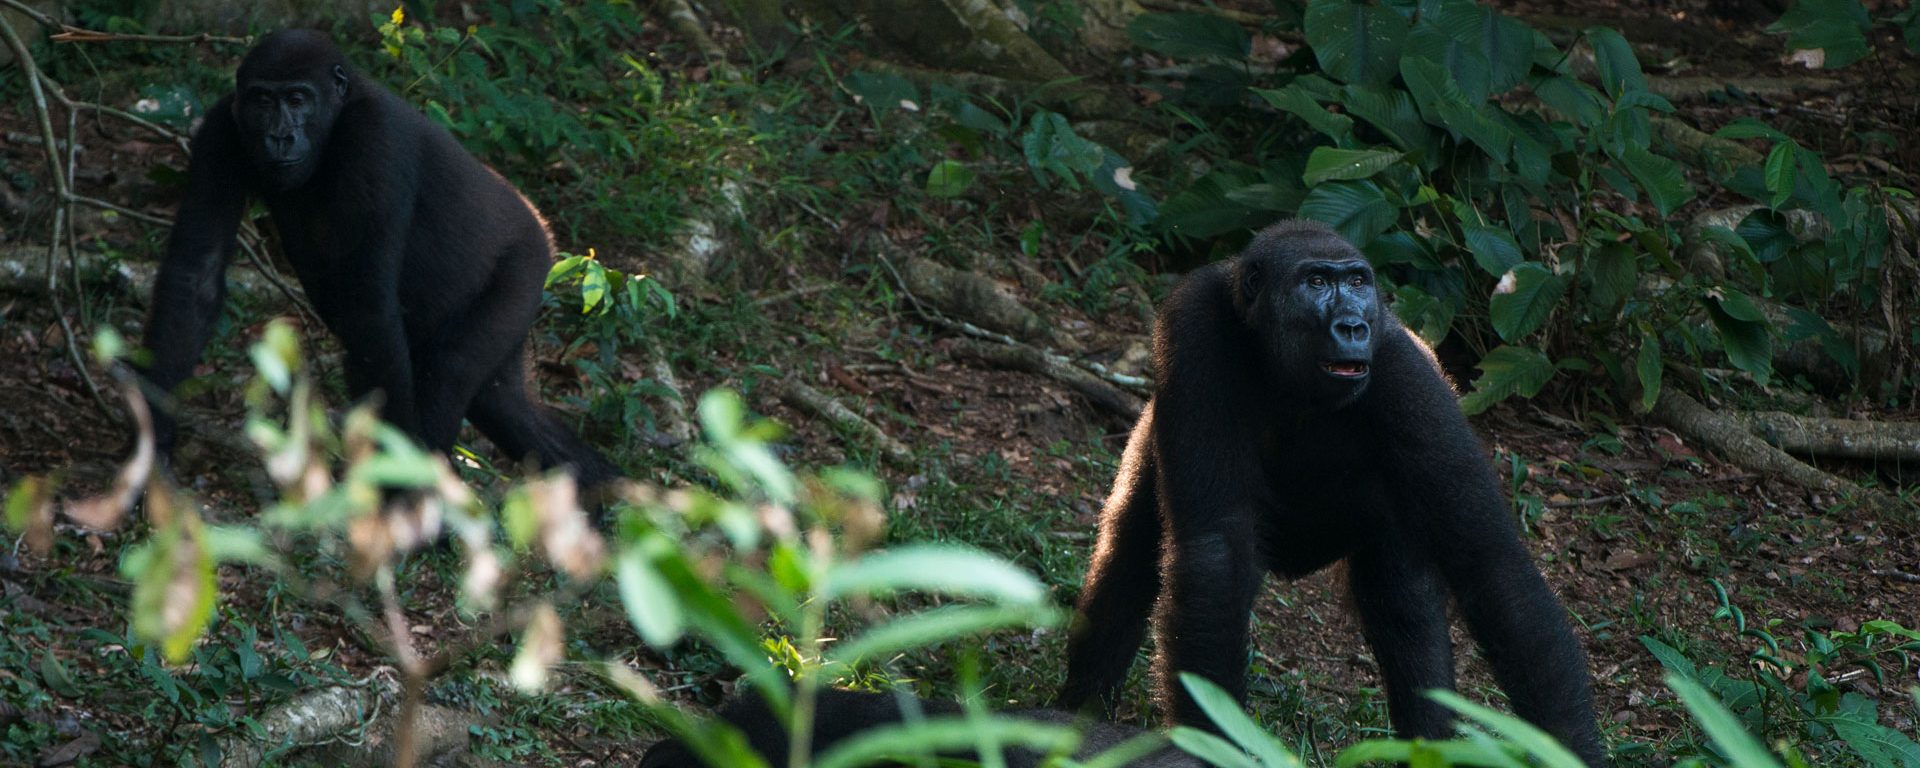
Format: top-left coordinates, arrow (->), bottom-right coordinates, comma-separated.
467,362 -> 622,492
1059,407 -> 1164,715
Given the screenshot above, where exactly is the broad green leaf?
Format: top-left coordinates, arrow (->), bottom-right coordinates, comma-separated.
1079,732 -> 1177,768
1403,23 -> 1491,102
1433,0 -> 1536,93
843,70 -> 919,112
1253,86 -> 1354,139
1461,224 -> 1524,276
1305,0 -> 1411,86
1427,690 -> 1590,768
204,525 -> 275,567
814,716 -> 1080,768
1829,715 -> 1920,766
1638,635 -> 1701,680
1459,345 -> 1556,415
1489,263 -> 1566,341
826,604 -> 1057,665
1713,287 -> 1768,323
1666,675 -> 1786,768
1302,147 -> 1404,184
925,160 -> 977,199
1297,180 -> 1397,248
1615,146 -> 1695,216
1635,332 -> 1662,413
1399,57 -> 1511,163
1392,283 -> 1455,346
1705,293 -> 1774,384
1763,141 -> 1798,208
544,254 -> 587,286
1736,209 -> 1795,263
1022,112 -> 1105,188
616,543 -> 684,647
1714,118 -> 1790,142
1586,241 -> 1637,311
1335,738 -> 1525,768
1158,171 -> 1270,240
1784,307 -> 1859,381
1341,85 -> 1436,158
1127,11 -> 1250,59
1895,4 -> 1920,53
1585,27 -> 1647,98
1170,728 -> 1259,768
4,476 -> 51,535
1531,75 -> 1607,129
1179,673 -> 1305,767
1765,0 -> 1873,69
39,650 -> 80,698
1091,149 -> 1159,226
823,545 -> 1048,605
578,261 -> 609,313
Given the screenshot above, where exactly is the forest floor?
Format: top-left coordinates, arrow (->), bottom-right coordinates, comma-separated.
1,0 -> 1917,766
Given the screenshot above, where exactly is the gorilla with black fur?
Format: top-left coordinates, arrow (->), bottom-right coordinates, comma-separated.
639,688 -> 1197,767
143,30 -> 618,491
1058,220 -> 1606,765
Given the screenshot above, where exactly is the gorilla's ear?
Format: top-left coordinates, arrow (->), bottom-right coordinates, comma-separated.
332,65 -> 349,97
1232,259 -> 1261,318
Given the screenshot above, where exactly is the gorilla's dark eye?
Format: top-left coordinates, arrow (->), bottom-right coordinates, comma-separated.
1307,275 -> 1327,288
1348,274 -> 1366,287
287,93 -> 306,107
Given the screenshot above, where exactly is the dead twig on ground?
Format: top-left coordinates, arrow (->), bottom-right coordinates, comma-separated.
774,379 -> 914,465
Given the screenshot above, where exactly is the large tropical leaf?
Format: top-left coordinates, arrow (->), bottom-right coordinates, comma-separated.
1305,0 -> 1410,86
1297,180 -> 1398,247
1489,262 -> 1567,341
1128,11 -> 1252,59
1459,344 -> 1557,414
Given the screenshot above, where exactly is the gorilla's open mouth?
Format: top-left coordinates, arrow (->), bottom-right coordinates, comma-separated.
1322,361 -> 1369,378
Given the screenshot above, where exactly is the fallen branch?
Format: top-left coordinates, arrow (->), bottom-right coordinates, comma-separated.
949,338 -> 1145,418
1651,386 -> 1907,519
1735,411 -> 1920,463
217,678 -> 400,768
774,379 -> 914,465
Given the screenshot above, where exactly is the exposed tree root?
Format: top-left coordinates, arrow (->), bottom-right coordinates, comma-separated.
896,254 -> 1059,346
216,678 -> 467,768
647,353 -> 697,447
948,337 -> 1145,418
1652,386 -> 1910,522
774,379 -> 914,465
1734,411 -> 1920,463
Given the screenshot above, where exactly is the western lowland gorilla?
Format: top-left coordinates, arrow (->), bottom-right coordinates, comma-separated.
1058,220 -> 1606,765
638,688 -> 1198,768
142,30 -> 619,493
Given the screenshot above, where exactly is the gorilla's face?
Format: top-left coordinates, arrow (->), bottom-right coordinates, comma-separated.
1233,230 -> 1380,409
234,64 -> 348,191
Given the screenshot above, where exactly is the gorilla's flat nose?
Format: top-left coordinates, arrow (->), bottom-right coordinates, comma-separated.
1333,317 -> 1370,344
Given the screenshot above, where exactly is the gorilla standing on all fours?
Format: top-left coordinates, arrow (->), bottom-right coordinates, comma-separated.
1058,220 -> 1606,765
143,30 -> 619,492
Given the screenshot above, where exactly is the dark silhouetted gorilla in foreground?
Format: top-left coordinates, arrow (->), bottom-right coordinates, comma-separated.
1059,220 -> 1606,765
